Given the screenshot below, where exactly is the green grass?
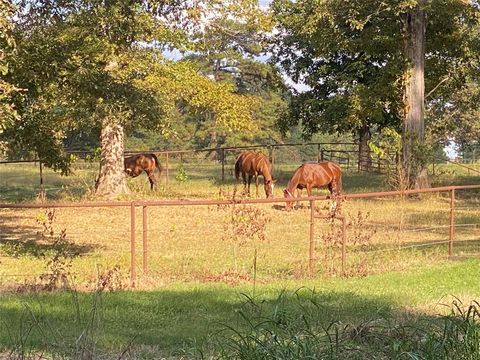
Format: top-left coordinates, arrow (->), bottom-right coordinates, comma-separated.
0,160 -> 479,357
0,259 -> 479,358
1,159 -> 479,203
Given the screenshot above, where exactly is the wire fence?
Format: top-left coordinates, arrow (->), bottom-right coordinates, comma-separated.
0,142 -> 382,198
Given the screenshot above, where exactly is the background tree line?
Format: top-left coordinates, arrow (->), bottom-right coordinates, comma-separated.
1,0 -> 479,196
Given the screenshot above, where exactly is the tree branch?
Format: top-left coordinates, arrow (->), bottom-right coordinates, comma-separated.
426,76 -> 449,99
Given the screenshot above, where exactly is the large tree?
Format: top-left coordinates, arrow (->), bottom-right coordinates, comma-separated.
6,0 -> 260,197
0,0 -> 18,146
181,0 -> 288,150
271,0 -> 479,188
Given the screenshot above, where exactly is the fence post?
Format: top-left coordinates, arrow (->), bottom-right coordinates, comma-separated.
358,146 -> 361,172
39,161 -> 45,201
130,202 -> 136,287
317,144 -> 321,162
143,205 -> 148,274
165,152 -> 169,186
341,216 -> 347,276
270,146 -> 275,174
221,148 -> 225,182
309,200 -> 316,276
449,189 -> 455,257
320,149 -> 324,161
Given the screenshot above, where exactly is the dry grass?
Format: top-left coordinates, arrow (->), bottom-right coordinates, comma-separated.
1,160 -> 479,290
1,188 -> 478,290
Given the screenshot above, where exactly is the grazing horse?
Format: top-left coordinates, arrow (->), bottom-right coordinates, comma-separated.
283,161 -> 342,210
124,153 -> 162,190
235,150 -> 275,198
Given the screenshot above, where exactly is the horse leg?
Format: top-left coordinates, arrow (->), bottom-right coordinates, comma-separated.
147,171 -> 156,190
255,172 -> 259,197
328,182 -> 335,195
247,174 -> 253,196
241,172 -> 247,189
329,181 -> 340,213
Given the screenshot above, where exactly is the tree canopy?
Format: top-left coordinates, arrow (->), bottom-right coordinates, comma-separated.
2,0 -> 479,194
3,0 -> 275,193
0,0 -> 18,141
270,0 -> 479,187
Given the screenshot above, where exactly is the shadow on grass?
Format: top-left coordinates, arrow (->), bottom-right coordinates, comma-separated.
0,260 -> 479,357
0,213 -> 97,258
0,287 -> 394,355
0,284 -> 478,358
0,184 -> 93,203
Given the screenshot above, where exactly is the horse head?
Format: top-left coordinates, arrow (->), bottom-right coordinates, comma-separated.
264,179 -> 276,198
283,188 -> 294,210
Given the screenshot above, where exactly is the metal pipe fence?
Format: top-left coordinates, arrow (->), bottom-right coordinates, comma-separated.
4,143 -> 478,198
0,142 -> 364,193
1,184 -> 479,287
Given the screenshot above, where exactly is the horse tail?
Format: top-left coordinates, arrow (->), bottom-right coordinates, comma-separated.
330,162 -> 342,193
235,156 -> 242,180
337,173 -> 343,193
151,153 -> 162,174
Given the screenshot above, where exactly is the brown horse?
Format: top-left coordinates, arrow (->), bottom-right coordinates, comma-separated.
124,153 -> 162,190
283,161 -> 342,210
235,150 -> 275,198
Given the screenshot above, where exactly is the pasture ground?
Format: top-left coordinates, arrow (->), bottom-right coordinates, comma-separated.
0,160 -> 479,357
0,260 -> 479,358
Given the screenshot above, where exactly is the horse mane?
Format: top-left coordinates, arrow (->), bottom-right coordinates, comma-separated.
255,153 -> 272,181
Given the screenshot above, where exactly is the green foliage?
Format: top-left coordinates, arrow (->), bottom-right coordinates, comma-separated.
0,0 -> 20,140
177,1 -> 288,149
2,0 -> 267,174
175,164 -> 188,183
210,293 -> 480,360
271,0 -> 480,144
369,127 -> 401,157
428,78 -> 480,148
271,0 -> 404,138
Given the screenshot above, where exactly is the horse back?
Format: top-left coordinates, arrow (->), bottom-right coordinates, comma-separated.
124,153 -> 161,177
237,151 -> 272,179
292,162 -> 340,188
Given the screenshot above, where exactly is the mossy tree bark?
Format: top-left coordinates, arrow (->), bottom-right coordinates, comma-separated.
402,2 -> 430,189
95,117 -> 129,197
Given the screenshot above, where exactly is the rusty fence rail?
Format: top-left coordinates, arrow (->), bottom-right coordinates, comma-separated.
1,184 -> 479,287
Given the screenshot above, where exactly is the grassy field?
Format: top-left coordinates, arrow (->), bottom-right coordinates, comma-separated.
0,160 -> 479,357
0,260 -> 479,357
1,161 -> 479,283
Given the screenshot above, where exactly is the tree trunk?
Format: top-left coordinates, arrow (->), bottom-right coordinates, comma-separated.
358,124 -> 372,171
95,117 -> 129,197
402,2 -> 430,189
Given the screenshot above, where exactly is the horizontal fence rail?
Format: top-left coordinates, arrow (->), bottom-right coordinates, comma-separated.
1,184 -> 479,287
